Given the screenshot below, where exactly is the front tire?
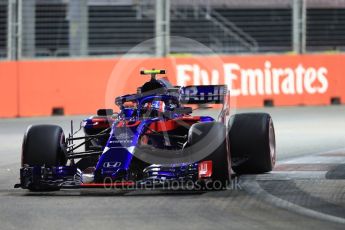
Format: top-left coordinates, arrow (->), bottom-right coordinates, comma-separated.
22,125 -> 67,191
22,125 -> 67,167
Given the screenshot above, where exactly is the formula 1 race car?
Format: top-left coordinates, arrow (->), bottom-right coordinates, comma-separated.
15,69 -> 276,191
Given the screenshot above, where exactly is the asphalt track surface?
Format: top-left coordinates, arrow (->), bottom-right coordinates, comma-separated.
0,106 -> 345,230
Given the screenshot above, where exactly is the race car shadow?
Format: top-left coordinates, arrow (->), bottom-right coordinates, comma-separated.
11,186 -> 245,197
16,189 -> 208,197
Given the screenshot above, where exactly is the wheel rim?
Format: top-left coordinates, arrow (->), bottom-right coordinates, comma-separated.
269,119 -> 276,167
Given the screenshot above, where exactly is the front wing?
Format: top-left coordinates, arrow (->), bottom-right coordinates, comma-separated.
15,162 -> 213,190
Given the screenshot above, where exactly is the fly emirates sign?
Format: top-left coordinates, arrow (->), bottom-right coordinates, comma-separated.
176,61 -> 329,96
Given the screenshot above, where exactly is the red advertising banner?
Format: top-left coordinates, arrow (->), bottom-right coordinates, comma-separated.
0,54 -> 344,117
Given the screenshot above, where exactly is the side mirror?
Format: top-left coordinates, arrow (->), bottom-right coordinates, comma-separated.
97,109 -> 113,116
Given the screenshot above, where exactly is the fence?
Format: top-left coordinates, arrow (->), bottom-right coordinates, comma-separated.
0,0 -> 345,60
0,0 -> 7,59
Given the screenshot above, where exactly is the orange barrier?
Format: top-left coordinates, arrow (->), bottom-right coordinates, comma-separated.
0,62 -> 18,117
0,54 -> 344,118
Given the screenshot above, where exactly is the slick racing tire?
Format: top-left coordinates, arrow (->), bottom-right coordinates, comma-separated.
187,122 -> 230,189
229,113 -> 276,174
22,125 -> 67,167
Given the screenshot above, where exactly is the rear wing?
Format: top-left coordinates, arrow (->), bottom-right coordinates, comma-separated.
180,85 -> 228,104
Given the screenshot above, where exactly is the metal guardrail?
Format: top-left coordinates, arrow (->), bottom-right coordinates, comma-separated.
1,0 -> 345,60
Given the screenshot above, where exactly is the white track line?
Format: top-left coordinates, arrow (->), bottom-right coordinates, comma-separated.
282,156 -> 345,164
279,148 -> 345,165
256,171 -> 327,180
242,148 -> 345,224
242,177 -> 345,225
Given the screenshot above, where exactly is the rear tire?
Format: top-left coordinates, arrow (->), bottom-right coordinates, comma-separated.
229,113 -> 276,174
187,122 -> 230,189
